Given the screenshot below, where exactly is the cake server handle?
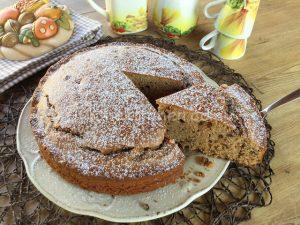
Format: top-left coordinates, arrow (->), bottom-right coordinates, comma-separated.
261,88 -> 300,118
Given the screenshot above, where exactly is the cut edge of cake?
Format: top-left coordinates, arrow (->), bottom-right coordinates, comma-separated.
123,71 -> 186,106
156,83 -> 267,167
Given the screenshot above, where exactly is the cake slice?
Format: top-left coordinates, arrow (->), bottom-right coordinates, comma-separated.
156,83 -> 267,166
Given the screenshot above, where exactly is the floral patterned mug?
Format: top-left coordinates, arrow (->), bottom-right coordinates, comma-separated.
86,0 -> 148,34
204,0 -> 260,39
151,0 -> 200,39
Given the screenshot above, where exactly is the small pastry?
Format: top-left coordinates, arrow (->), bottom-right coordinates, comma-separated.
19,27 -> 39,46
4,19 -> 21,33
0,36 -> 3,46
20,23 -> 33,32
0,7 -> 20,25
34,3 -> 62,20
33,17 -> 58,40
15,0 -> 49,13
55,11 -> 71,30
1,32 -> 19,48
18,12 -> 35,25
0,25 -> 4,36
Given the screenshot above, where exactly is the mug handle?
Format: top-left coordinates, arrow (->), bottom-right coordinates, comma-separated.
199,30 -> 218,50
204,0 -> 226,19
86,0 -> 109,20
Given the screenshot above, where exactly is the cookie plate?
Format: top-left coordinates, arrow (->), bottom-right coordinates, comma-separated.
17,76 -> 230,223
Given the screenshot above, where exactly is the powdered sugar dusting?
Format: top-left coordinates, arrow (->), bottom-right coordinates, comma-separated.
221,84 -> 267,148
42,130 -> 184,179
157,83 -> 267,150
41,65 -> 165,154
83,42 -> 205,86
30,42 -> 203,179
157,83 -> 234,126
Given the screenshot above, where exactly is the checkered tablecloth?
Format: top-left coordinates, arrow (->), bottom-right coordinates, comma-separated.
0,1 -> 104,94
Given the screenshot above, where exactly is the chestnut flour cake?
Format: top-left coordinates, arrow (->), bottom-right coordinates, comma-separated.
31,42 -> 267,195
157,83 -> 267,166
30,42 -> 205,195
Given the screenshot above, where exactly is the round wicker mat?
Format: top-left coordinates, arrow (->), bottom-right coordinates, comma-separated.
0,36 -> 274,225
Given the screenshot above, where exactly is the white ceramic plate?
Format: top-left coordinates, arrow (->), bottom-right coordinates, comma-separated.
16,75 -> 230,223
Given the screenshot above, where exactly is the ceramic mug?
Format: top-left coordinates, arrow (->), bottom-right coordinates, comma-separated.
204,0 -> 260,39
86,0 -> 148,34
151,0 -> 200,39
200,30 -> 247,60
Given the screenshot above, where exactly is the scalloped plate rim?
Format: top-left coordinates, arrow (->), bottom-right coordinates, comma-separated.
17,99 -> 230,223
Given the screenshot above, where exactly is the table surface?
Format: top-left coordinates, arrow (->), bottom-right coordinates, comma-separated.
1,0 -> 300,224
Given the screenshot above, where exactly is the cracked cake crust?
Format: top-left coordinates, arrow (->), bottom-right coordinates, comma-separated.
30,42 -> 204,195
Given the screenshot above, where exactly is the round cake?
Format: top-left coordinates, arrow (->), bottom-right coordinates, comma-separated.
30,42 -> 205,195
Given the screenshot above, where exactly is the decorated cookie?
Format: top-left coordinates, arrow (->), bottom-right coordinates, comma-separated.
20,23 -> 33,31
0,25 -> 4,36
34,3 -> 62,19
33,17 -> 57,40
19,27 -> 39,46
55,10 -> 71,30
0,7 -> 20,25
1,32 -> 19,48
18,12 -> 35,25
15,0 -> 49,13
0,0 -> 74,60
4,19 -> 21,33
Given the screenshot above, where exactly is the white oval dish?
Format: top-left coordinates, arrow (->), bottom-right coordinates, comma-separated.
16,76 -> 230,223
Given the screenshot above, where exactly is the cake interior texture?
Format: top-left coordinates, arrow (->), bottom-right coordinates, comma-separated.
124,71 -> 186,105
157,84 -> 267,167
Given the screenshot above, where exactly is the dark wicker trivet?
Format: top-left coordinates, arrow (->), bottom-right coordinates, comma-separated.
0,35 -> 274,225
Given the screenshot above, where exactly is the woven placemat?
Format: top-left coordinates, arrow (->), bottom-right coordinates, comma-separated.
0,35 -> 275,225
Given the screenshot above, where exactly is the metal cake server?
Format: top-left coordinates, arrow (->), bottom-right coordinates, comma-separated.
261,88 -> 300,118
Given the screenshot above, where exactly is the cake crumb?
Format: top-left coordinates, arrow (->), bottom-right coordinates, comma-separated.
139,202 -> 150,211
186,177 -> 201,183
190,178 -> 201,183
195,156 -> 214,168
194,171 -> 205,177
